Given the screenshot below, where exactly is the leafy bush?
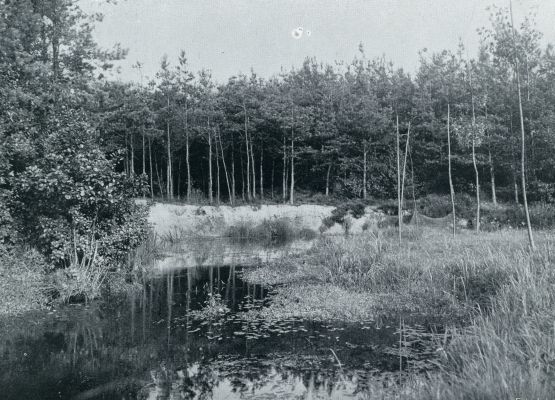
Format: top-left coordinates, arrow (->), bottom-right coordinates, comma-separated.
527,181 -> 555,203
417,193 -> 475,219
330,199 -> 367,224
10,116 -> 149,270
321,216 -> 335,228
479,202 -> 555,230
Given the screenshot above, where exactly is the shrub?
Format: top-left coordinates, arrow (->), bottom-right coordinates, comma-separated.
330,199 -> 367,224
10,123 -> 149,270
417,193 -> 475,220
479,202 -> 555,230
321,216 -> 335,228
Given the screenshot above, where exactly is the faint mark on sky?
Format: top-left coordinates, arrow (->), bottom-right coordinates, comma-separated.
291,26 -> 311,39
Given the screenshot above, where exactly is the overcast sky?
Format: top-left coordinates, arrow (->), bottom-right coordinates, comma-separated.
80,0 -> 555,83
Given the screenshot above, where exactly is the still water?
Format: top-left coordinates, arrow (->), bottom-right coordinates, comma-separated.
1,238 -> 437,400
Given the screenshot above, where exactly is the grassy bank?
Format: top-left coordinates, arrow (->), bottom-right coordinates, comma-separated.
243,227 -> 555,398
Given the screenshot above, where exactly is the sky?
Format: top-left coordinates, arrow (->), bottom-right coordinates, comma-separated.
80,0 -> 555,83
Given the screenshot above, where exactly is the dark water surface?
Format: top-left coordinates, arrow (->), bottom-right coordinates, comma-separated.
1,239 -> 437,400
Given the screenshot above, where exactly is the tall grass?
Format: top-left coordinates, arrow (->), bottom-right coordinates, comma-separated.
312,228 -> 555,399
55,230 -> 108,303
417,240 -> 555,399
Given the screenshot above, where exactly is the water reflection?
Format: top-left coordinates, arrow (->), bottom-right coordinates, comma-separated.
155,237 -> 313,272
1,240 -> 437,400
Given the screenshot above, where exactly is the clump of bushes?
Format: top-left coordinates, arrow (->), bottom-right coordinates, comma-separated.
3,114 -> 149,303
416,193 -> 475,219
476,202 -> 555,231
10,123 -> 149,272
330,199 -> 367,224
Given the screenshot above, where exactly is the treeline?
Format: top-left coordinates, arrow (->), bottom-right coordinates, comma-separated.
98,8 -> 555,206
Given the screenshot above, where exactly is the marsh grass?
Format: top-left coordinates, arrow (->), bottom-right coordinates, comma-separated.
160,226 -> 189,245
248,227 -> 555,398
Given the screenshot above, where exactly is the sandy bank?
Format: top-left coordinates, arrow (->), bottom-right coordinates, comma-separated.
139,201 -> 385,237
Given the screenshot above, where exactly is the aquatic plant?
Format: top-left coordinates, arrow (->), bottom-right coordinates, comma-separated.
190,293 -> 230,320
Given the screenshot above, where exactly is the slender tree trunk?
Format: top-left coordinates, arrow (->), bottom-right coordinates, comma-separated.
177,158 -> 181,200
284,162 -> 289,202
409,146 -> 417,213
485,105 -> 497,206
243,104 -> 250,201
447,104 -> 456,237
472,140 -> 480,232
282,134 -> 287,201
271,159 -> 275,199
231,140 -> 236,203
470,73 -> 480,232
260,149 -> 263,200
250,137 -> 256,200
513,163 -> 520,204
241,154 -> 245,202
166,98 -> 172,200
396,115 -> 401,243
124,133 -> 129,177
510,0 -> 535,250
148,137 -> 154,199
155,156 -> 164,197
401,122 -> 411,210
208,119 -> 213,204
510,117 -> 520,205
489,150 -> 497,206
215,136 -> 221,204
142,129 -> 146,175
290,129 -> 295,205
218,130 -> 232,205
175,157 -> 181,200
186,108 -> 192,202
326,163 -> 332,197
363,143 -> 367,200
130,133 -> 135,175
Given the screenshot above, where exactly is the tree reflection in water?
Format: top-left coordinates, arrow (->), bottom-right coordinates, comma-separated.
0,264 -> 436,400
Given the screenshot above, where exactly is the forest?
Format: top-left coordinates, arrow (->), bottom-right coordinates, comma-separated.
99,9 -> 555,210
3,2 -> 555,213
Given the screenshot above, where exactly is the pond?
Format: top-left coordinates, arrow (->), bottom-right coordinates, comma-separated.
0,238 -> 438,400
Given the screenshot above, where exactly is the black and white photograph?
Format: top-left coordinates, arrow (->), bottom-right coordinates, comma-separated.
1,0 -> 555,398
